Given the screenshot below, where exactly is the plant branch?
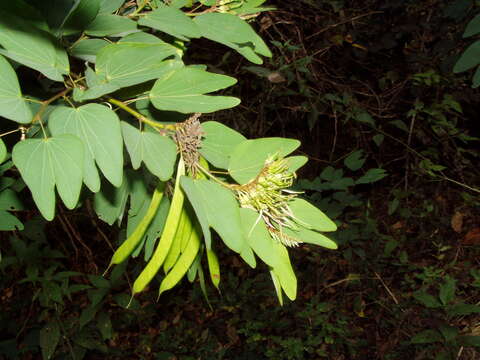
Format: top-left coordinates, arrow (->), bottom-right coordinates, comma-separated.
0,128 -> 21,138
197,164 -> 234,189
31,88 -> 72,125
107,97 -> 177,131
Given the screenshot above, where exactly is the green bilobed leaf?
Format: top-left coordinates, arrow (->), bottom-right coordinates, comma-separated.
344,150 -> 366,171
283,226 -> 338,249
85,14 -> 137,37
127,170 -> 149,217
438,324 -> 458,342
97,312 -> 112,341
60,0 -> 101,36
286,156 -> 308,172
439,276 -> 456,305
0,55 -> 33,124
270,269 -> 284,305
12,135 -> 84,221
150,67 -> 240,113
411,329 -> 442,344
454,41 -> 480,73
0,14 -> 69,81
143,196 -> 170,261
194,13 -> 271,65
228,138 -> 301,185
464,14 -> 480,37
94,178 -> 129,225
138,5 -> 201,40
1,1 -> 49,31
121,122 -> 177,181
76,40 -> 181,101
355,112 -> 375,126
458,335 -> 480,347
413,291 -> 442,308
199,121 -> 246,169
0,210 -> 24,231
49,104 -> 123,191
355,168 -> 387,184
448,303 -> 480,316
99,0 -> 125,13
73,67 -> 120,102
26,0 -> 75,30
40,321 -> 61,360
229,0 -> 275,15
240,208 -> 297,300
289,198 -> 337,232
180,177 -> 247,254
118,31 -> 170,45
473,66 -> 480,88
0,189 -> 24,211
0,139 -> 6,163
70,39 -> 109,63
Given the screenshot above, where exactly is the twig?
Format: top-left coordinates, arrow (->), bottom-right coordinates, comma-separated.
329,102 -> 338,162
374,271 -> 399,305
306,11 -> 383,40
31,88 -> 72,125
107,97 -> 177,132
85,199 -> 114,251
404,111 -> 416,191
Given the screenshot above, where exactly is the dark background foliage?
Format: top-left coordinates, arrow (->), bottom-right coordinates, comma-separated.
1,0 -> 480,359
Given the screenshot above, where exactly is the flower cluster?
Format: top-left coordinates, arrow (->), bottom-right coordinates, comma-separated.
235,155 -> 303,247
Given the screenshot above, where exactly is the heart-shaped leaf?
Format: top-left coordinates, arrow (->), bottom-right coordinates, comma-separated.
138,5 -> 201,40
0,13 -> 69,81
228,138 -> 300,184
289,198 -> 337,232
180,177 -> 254,266
150,67 -> 240,113
12,134 -> 84,220
0,54 -> 32,124
194,13 -> 271,64
121,121 -> 177,181
283,226 -> 338,249
199,121 -> 246,169
85,14 -> 137,37
0,138 -> 7,163
49,104 -> 123,191
0,210 -> 23,231
240,208 -> 297,300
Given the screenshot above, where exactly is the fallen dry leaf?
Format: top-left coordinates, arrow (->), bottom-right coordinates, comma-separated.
462,228 -> 480,245
451,211 -> 464,233
392,221 -> 403,230
267,72 -> 286,83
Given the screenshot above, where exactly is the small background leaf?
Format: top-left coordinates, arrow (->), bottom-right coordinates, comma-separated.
454,41 -> 480,73
355,168 -> 388,184
40,321 -> 61,360
344,150 -> 366,171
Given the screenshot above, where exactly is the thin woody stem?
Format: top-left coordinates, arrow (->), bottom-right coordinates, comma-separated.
31,88 -> 72,125
107,97 -> 177,131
